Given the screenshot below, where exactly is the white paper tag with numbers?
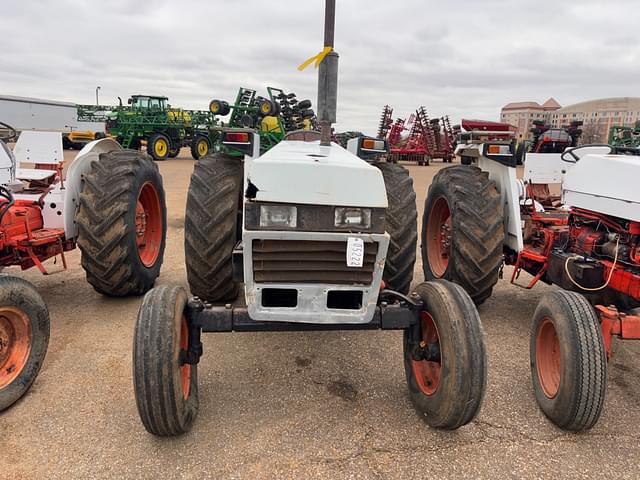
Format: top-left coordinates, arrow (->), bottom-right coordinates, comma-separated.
346,237 -> 365,267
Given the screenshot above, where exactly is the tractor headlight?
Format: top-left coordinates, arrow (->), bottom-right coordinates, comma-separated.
260,205 -> 297,228
334,207 -> 371,229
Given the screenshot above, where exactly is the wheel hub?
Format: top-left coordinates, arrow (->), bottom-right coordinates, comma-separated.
0,308 -> 32,389
135,182 -> 163,268
426,196 -> 452,277
536,318 -> 561,398
0,316 -> 14,366
179,317 -> 191,400
411,312 -> 442,396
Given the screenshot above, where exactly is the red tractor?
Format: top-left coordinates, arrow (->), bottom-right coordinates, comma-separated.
423,122 -> 640,431
0,122 -> 166,410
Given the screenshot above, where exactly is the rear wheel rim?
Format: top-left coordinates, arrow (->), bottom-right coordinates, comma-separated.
426,196 -> 452,277
0,307 -> 32,389
154,138 -> 168,157
135,181 -> 163,267
179,316 -> 191,400
536,318 -> 561,398
197,140 -> 208,156
412,312 -> 442,396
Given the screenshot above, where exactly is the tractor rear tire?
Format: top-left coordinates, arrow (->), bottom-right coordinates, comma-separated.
0,276 -> 50,411
190,136 -> 210,160
147,133 -> 170,160
422,165 -> 504,305
530,290 -> 606,431
185,153 -> 242,302
404,280 -> 487,429
133,285 -> 199,436
375,162 -> 417,294
77,150 -> 166,296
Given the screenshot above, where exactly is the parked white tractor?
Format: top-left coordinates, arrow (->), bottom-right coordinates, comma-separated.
423,124 -> 640,431
131,1 -> 487,437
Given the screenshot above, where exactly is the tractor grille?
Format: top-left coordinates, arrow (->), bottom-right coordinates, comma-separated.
252,239 -> 377,284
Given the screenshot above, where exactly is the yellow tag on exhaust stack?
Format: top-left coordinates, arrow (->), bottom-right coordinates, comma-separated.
346,237 -> 364,268
297,46 -> 333,71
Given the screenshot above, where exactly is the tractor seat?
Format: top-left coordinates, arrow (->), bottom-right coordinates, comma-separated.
15,168 -> 57,182
12,131 -> 63,183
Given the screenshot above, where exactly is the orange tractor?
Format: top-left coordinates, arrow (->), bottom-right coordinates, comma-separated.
0,121 -> 166,410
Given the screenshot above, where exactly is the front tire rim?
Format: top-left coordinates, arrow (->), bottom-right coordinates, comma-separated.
135,181 -> 163,267
197,140 -> 208,156
426,195 -> 452,277
536,318 -> 561,398
179,316 -> 191,400
0,307 -> 32,389
154,138 -> 168,157
412,312 -> 442,396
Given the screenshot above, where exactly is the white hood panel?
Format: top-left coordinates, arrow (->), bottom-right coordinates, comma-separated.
247,140 -> 388,208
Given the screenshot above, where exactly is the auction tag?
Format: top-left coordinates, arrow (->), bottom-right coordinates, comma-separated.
346,237 -> 365,268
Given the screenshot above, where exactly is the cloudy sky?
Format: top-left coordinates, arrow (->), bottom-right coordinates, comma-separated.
1,0 -> 638,134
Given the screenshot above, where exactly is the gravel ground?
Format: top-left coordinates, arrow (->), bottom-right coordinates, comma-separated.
1,149 -> 639,479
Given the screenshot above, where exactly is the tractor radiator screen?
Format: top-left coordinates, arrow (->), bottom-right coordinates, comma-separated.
252,239 -> 377,284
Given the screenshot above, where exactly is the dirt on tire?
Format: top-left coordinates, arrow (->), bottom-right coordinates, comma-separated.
184,153 -> 242,302
375,162 -> 417,294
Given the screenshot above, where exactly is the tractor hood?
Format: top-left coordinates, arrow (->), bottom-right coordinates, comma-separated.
563,153 -> 640,222
247,140 -> 388,208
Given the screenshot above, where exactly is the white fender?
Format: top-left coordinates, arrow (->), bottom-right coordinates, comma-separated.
62,138 -> 123,239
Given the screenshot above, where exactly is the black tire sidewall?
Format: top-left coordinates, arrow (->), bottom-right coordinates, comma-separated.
133,286 -> 198,434
403,280 -> 486,429
530,292 -> 605,429
0,276 -> 50,411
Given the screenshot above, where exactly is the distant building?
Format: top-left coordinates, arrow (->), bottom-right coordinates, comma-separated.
548,97 -> 640,143
500,98 -> 561,140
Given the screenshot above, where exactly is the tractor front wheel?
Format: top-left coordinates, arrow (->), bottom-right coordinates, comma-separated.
422,165 -> 504,305
0,276 -> 49,411
147,133 -> 170,160
530,290 -> 606,431
133,285 -> 199,436
185,153 -> 242,301
77,150 -> 166,296
404,280 -> 487,429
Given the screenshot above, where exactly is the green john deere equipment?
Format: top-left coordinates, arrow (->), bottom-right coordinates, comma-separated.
78,95 -> 219,160
209,86 -> 316,156
609,122 -> 640,148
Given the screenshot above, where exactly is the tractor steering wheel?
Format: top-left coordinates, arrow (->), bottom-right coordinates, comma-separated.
561,144 -> 613,163
0,122 -> 17,142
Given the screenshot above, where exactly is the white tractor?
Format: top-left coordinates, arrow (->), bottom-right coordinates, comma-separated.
0,122 -> 166,410
131,1 -> 487,437
423,122 -> 640,431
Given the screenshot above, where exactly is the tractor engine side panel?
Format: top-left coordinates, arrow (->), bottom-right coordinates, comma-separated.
0,202 -> 43,249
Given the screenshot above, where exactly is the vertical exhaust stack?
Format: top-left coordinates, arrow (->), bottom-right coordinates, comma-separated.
317,0 -> 338,146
